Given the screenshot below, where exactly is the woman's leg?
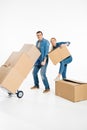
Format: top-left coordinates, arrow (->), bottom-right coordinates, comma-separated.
62,64 -> 67,79
58,56 -> 72,79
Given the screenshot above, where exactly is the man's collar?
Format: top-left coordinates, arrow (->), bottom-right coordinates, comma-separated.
38,38 -> 44,42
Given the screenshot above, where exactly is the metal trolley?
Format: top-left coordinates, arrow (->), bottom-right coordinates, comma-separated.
8,90 -> 24,98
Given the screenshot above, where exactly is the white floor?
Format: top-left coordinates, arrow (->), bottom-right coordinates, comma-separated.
0,79 -> 87,130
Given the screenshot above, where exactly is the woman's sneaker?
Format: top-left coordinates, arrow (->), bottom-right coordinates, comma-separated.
54,76 -> 60,81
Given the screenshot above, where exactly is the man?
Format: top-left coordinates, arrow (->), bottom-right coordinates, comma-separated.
31,31 -> 50,93
50,37 -> 72,80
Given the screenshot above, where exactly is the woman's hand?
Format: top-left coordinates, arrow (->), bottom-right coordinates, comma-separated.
60,44 -> 66,48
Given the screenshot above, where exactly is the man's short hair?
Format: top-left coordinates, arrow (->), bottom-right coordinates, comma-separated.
36,31 -> 43,35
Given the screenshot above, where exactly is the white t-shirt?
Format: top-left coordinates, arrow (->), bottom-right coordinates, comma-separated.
37,42 -> 40,49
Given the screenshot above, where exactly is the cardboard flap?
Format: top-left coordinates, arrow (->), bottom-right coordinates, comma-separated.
63,79 -> 87,84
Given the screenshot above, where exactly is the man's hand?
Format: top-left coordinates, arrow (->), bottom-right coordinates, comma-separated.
41,61 -> 46,66
41,58 -> 47,66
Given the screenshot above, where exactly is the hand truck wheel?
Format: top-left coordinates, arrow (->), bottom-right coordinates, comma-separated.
16,90 -> 24,98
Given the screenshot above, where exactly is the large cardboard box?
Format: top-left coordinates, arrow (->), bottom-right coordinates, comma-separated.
0,66 -> 24,93
20,44 -> 40,64
4,44 -> 41,78
48,46 -> 70,65
0,44 -> 41,93
4,52 -> 34,78
55,79 -> 87,102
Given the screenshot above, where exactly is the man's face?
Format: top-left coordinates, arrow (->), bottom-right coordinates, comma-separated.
50,39 -> 56,47
36,33 -> 43,41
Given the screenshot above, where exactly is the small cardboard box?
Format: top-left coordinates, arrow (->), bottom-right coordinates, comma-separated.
55,79 -> 87,102
48,46 -> 70,65
0,66 -> 24,93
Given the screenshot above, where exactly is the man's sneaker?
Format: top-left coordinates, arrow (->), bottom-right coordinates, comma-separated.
43,88 -> 50,93
30,86 -> 39,89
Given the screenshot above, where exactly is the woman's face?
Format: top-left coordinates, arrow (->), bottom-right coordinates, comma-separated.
50,38 -> 56,47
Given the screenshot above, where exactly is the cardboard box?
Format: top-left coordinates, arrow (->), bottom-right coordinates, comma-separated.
20,44 -> 41,64
48,46 -> 70,65
0,66 -> 24,93
4,52 -> 34,78
4,44 -> 41,78
0,44 -> 41,93
55,79 -> 87,102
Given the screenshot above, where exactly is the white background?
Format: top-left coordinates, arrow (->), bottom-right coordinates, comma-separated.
0,0 -> 87,81
0,0 -> 87,130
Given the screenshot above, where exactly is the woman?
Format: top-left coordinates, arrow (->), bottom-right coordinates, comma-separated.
50,38 -> 73,80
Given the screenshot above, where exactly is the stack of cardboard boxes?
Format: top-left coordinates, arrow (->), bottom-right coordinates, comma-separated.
49,46 -> 87,102
0,44 -> 40,94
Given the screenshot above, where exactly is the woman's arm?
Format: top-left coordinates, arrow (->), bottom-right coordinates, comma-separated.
60,42 -> 70,47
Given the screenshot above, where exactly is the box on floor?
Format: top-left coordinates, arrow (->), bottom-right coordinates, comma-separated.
55,79 -> 87,102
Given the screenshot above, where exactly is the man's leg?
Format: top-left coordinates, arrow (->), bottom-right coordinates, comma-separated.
31,65 -> 40,89
40,62 -> 50,92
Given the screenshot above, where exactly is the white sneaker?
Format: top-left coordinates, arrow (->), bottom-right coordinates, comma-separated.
54,76 -> 60,81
